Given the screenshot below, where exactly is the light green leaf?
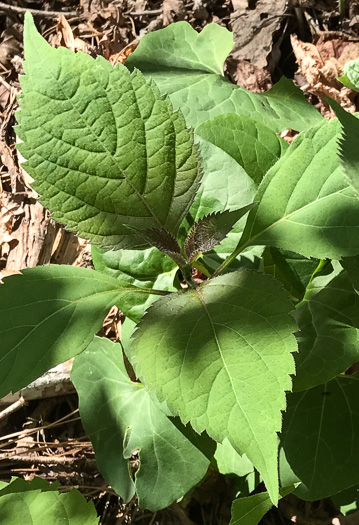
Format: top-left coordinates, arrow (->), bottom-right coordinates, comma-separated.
71,336 -> 210,511
0,265 -> 156,398
293,270 -> 359,392
281,375 -> 359,500
126,23 -> 322,132
0,479 -> 98,525
215,438 -> 254,478
240,118 -> 359,259
191,138 -> 257,220
328,99 -> 359,198
129,270 -> 297,504
92,245 -> 177,322
16,13 -> 201,250
229,485 -> 297,525
338,58 -> 359,91
196,114 -> 288,185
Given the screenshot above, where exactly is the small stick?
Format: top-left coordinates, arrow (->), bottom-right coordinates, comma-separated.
125,9 -> 162,16
0,396 -> 26,421
0,2 -> 78,18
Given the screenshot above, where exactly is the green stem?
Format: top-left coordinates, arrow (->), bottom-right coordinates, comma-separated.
180,264 -> 198,288
338,0 -> 347,18
211,236 -> 250,278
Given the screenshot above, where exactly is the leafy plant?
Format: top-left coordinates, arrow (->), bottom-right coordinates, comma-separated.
3,11 -> 359,523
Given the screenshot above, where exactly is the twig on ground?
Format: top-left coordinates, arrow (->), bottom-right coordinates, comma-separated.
125,9 -> 163,16
0,397 -> 26,421
0,2 -> 79,18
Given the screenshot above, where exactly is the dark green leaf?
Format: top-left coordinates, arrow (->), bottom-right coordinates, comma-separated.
71,337 -> 210,510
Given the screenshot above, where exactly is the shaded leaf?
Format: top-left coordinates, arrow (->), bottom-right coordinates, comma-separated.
196,114 -> 288,185
136,228 -> 186,267
0,265 -> 152,398
229,485 -> 297,525
185,205 -> 256,263
129,270 -> 297,504
126,23 -> 322,132
293,270 -> 359,392
71,337 -> 210,510
16,14 -> 201,250
280,375 -> 359,500
240,118 -> 359,259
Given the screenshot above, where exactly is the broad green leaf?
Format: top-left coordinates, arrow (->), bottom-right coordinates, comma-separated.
92,245 -> 177,322
126,23 -> 322,132
129,270 -> 297,504
240,118 -> 359,259
190,138 -> 257,256
16,14 -> 201,250
229,485 -> 297,525
191,138 -> 257,221
214,438 -> 254,478
293,270 -> 359,392
71,336 -> 210,511
184,205 -> 256,263
338,58 -> 359,91
280,375 -> 359,500
0,483 -> 98,525
0,265 -> 156,398
329,99 -> 359,197
0,477 -> 59,496
196,114 -> 288,185
261,248 -> 319,301
331,485 -> 359,516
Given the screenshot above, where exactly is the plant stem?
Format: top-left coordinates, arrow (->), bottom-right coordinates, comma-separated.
338,0 -> 347,18
180,264 -> 198,288
211,237 -> 249,278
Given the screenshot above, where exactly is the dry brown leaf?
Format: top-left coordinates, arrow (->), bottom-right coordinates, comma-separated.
230,0 -> 287,71
163,0 -> 186,26
291,32 -> 359,115
226,58 -> 272,93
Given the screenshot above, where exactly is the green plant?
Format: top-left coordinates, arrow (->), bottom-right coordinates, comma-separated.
3,11 -> 359,523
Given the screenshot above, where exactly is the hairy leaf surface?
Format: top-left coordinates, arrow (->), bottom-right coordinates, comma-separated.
0,265 -> 151,398
196,114 -> 288,185
229,485 -> 297,525
240,119 -> 359,259
92,245 -> 177,321
185,205 -> 255,263
71,337 -> 210,510
0,478 -> 98,525
281,375 -> 359,500
16,14 -> 201,250
126,23 -> 322,132
293,270 -> 359,391
129,270 -> 297,504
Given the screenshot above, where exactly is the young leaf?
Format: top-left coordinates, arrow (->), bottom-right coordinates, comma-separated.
92,245 -> 177,322
240,118 -> 359,260
229,485 -> 297,525
338,57 -> 359,91
293,270 -> 359,392
281,375 -> 359,500
126,23 -> 322,132
129,270 -> 297,504
0,265 -> 157,398
328,98 -> 359,197
71,336 -> 210,511
134,228 -> 186,267
184,205 -> 256,263
16,14 -> 201,250
0,480 -> 99,525
196,114 -> 288,185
